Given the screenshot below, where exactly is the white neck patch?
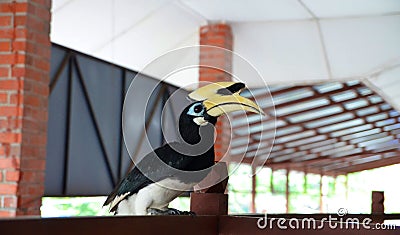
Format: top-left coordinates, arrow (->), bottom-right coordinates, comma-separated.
193,117 -> 208,126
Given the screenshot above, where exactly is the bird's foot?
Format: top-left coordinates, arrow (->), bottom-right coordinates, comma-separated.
147,208 -> 167,215
147,208 -> 196,216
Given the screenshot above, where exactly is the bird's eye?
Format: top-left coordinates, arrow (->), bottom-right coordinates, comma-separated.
187,103 -> 204,116
194,105 -> 203,113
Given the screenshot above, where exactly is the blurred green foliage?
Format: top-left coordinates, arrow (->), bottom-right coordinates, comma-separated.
228,163 -> 400,214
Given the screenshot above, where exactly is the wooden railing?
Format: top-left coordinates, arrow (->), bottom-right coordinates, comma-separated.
0,214 -> 398,235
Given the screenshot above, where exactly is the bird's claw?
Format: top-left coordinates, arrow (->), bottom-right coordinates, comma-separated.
171,209 -> 196,216
147,208 -> 196,216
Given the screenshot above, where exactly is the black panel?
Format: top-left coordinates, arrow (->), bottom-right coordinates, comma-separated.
45,53 -> 69,196
45,44 -> 189,196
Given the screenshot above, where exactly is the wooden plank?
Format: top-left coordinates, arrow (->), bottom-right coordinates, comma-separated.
0,216 -> 218,235
1,214 -> 397,235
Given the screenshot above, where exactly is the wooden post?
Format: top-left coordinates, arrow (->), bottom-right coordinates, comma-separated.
303,171 -> 308,194
190,192 -> 228,215
270,168 -> 275,193
345,174 -> 349,201
371,191 -> 384,223
333,175 -> 337,195
319,174 -> 323,213
285,169 -> 290,213
251,165 -> 256,213
371,191 -> 384,213
190,163 -> 229,215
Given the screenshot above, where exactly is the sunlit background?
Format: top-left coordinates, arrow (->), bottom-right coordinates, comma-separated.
41,163 -> 400,217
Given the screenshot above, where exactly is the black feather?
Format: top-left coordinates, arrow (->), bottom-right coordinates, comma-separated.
217,82 -> 245,95
103,142 -> 214,212
104,102 -> 216,213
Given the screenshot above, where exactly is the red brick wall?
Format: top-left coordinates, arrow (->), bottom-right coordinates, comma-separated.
0,0 -> 51,217
199,23 -> 233,161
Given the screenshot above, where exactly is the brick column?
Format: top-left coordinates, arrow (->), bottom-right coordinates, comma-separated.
0,0 -> 51,217
191,23 -> 233,215
199,23 -> 233,161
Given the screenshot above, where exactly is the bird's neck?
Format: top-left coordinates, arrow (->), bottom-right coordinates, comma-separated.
178,119 -> 214,145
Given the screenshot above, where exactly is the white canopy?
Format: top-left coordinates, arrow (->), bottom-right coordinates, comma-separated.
51,0 -> 400,108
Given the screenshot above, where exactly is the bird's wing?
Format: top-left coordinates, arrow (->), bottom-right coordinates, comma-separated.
103,166 -> 152,212
103,142 -> 213,212
103,145 -> 178,212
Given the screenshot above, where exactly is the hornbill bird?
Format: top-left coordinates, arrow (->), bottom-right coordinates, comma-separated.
103,82 -> 263,215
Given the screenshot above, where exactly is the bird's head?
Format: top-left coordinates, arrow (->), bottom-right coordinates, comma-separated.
177,82 -> 264,147
181,82 -> 264,127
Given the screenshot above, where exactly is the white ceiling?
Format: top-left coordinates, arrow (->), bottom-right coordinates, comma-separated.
181,0 -> 312,22
51,0 -> 400,108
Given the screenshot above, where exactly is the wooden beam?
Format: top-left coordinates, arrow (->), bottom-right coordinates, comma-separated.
246,83 -> 362,111
242,142 -> 400,170
340,156 -> 400,173
227,83 -> 400,176
263,150 -> 397,168
232,115 -> 394,161
273,84 -> 363,110
233,100 -> 386,136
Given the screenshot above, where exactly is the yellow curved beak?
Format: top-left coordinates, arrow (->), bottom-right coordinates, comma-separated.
203,93 -> 265,117
189,82 -> 264,117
